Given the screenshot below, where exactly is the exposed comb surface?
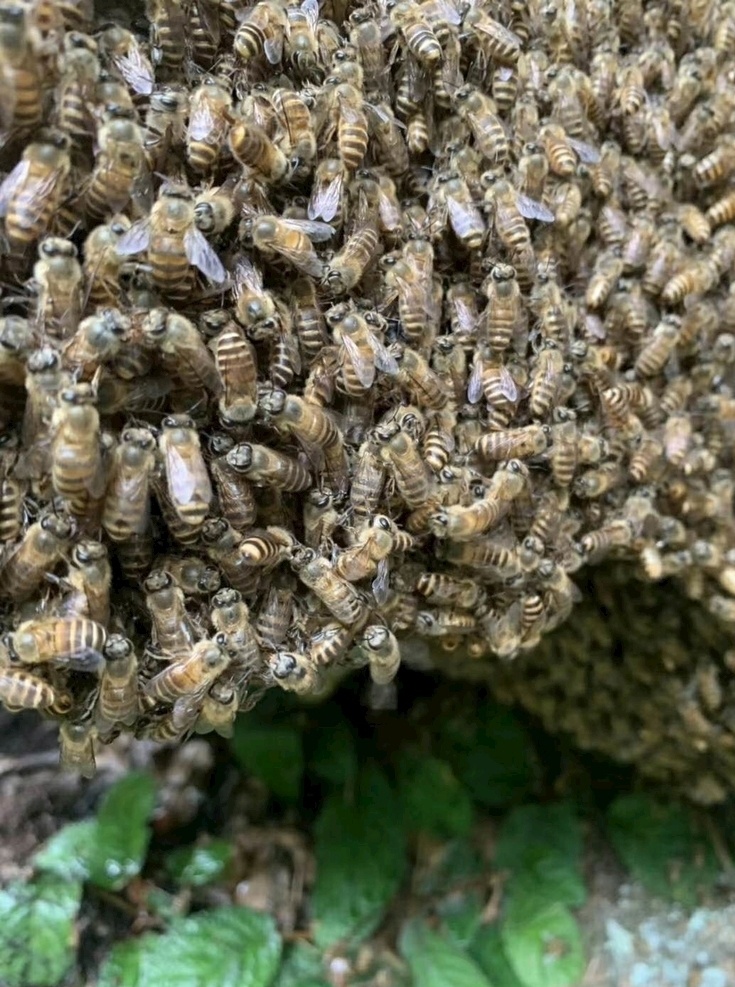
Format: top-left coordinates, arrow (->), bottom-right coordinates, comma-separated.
0,0 -> 735,787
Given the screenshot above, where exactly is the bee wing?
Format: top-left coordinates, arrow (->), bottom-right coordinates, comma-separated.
516,192 -> 555,223
114,48 -> 155,95
467,354 -> 484,404
377,189 -> 402,232
342,332 -> 376,388
264,36 -> 283,64
279,218 -> 335,241
234,256 -> 265,292
308,173 -> 344,222
368,333 -> 399,375
567,137 -> 601,164
339,101 -> 367,127
446,196 -> 486,239
474,17 -> 522,45
269,236 -> 324,278
301,0 -> 319,28
162,439 -> 199,504
0,159 -> 30,216
184,227 -> 227,283
500,365 -> 520,401
372,557 -> 390,605
453,297 -> 478,336
116,219 -> 151,256
187,96 -> 218,141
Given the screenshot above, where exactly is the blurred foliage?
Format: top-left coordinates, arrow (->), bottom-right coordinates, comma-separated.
0,687 -> 729,987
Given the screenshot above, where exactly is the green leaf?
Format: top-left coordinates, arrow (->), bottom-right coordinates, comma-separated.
272,943 -> 330,987
165,840 -> 233,886
438,703 -> 535,809
438,888 -> 485,949
495,804 -> 585,909
313,764 -> 407,948
398,752 -> 474,838
231,721 -> 304,800
413,838 -> 487,899
0,874 -> 82,987
501,899 -> 585,987
399,919 -> 494,987
307,709 -> 357,789
470,926 -> 524,987
35,773 -> 156,891
607,794 -> 719,905
97,906 -> 282,987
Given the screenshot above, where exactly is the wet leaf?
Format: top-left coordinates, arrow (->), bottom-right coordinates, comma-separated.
97,906 -> 281,987
501,899 -> 584,987
313,764 -> 407,948
398,752 -> 474,838
399,919 -> 494,987
231,721 -> 304,800
165,840 -> 233,886
35,773 -> 156,891
607,794 -> 719,905
0,874 -> 82,987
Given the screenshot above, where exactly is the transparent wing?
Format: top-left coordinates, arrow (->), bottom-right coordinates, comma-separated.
0,159 -> 29,216
187,96 -> 218,141
308,173 -> 343,222
114,48 -> 155,95
234,256 -> 265,291
500,365 -> 519,401
372,557 -> 390,605
516,192 -> 555,223
446,196 -> 486,238
467,354 -> 484,404
368,333 -> 399,374
184,227 -> 227,283
264,37 -> 283,64
342,332 -> 376,388
116,219 -> 151,255
568,137 -> 601,164
280,218 -> 335,241
302,0 -> 319,28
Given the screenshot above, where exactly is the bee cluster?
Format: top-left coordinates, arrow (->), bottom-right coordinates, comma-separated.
1,0 -> 735,781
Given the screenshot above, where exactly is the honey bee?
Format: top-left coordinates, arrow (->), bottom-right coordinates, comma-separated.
201,518 -> 262,596
98,23 -> 155,95
477,424 -> 549,461
144,85 -> 188,171
100,428 -> 156,547
375,420 -> 432,509
239,527 -> 296,567
59,721 -> 96,778
229,119 -> 290,184
258,389 -> 347,485
325,81 -> 369,173
50,383 -> 104,518
573,461 -> 624,498
482,174 -> 554,257
289,276 -> 328,362
256,580 -> 294,648
145,638 -> 230,708
348,8 -> 386,92
321,217 -> 379,294
234,0 -> 287,64
81,217 -> 132,310
55,540 -> 111,625
56,31 -> 99,150
0,667 -> 71,715
429,172 -> 486,251
97,634 -> 138,732
158,415 -> 213,531
464,5 -> 522,64
382,241 -> 434,346
85,114 -> 147,222
156,555 -> 221,596
187,78 -> 233,173
430,460 -> 529,540
0,511 -> 74,600
270,86 -> 316,175
388,0 -> 443,66
10,617 -> 106,671
693,134 -> 735,188
326,306 -> 396,397
144,568 -> 197,658
147,0 -> 186,70
196,680 -> 239,737
252,214 -> 332,277
355,625 -> 401,685
209,321 -> 258,425
225,442 -> 311,492
634,316 -> 680,377
116,184 -> 226,297
290,547 -> 368,627
415,571 -> 482,608
455,86 -> 510,164
335,515 -> 394,592
0,129 -> 71,258
416,609 -> 476,636
32,237 -> 82,338
268,651 -> 322,694
549,407 -> 579,487
192,186 -> 237,238
0,1 -> 43,132
143,309 -> 222,397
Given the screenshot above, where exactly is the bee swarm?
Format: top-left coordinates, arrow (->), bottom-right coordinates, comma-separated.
1,0 -> 735,791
